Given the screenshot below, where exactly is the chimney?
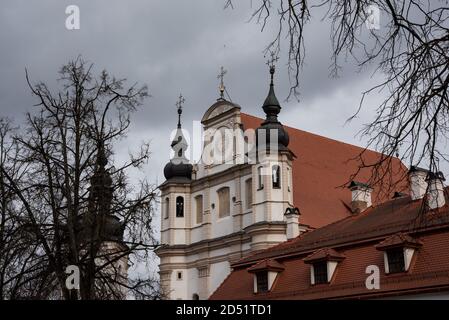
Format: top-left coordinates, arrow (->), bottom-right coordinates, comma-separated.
426,172 -> 446,210
408,166 -> 429,200
348,181 -> 373,214
284,207 -> 300,240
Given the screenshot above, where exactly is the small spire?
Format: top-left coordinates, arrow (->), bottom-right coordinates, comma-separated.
87,139 -> 113,219
96,139 -> 108,167
262,52 -> 281,121
217,66 -> 227,100
256,52 -> 290,151
84,139 -> 124,243
163,93 -> 193,181
175,93 -> 185,129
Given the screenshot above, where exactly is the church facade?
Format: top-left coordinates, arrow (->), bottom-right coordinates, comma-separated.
155,63 -> 408,300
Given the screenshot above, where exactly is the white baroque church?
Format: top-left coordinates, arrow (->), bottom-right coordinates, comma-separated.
155,62 -> 304,300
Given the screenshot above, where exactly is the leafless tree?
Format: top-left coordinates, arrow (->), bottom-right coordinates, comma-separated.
0,57 -> 163,300
0,118 -> 31,299
225,0 -> 449,190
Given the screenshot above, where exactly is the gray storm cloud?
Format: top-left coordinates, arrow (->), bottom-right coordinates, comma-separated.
0,0 -> 388,236
0,0 -> 412,280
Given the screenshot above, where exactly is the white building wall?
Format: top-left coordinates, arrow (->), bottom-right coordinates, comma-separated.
209,182 -> 236,238
158,101 -> 295,300
242,212 -> 252,229
170,268 -> 188,300
209,261 -> 231,296
186,268 -> 199,300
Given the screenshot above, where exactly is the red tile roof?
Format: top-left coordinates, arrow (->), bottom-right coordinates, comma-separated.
247,259 -> 285,273
375,232 -> 423,250
210,193 -> 449,299
303,248 -> 345,263
240,113 -> 409,228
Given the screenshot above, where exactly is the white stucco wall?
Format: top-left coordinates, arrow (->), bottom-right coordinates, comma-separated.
159,103 -> 295,300
209,182 -> 235,238
209,261 -> 231,295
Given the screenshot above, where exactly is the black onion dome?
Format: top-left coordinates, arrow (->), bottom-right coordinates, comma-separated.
103,215 -> 125,242
76,214 -> 125,243
256,64 -> 290,150
256,121 -> 290,150
164,95 -> 193,181
164,161 -> 193,180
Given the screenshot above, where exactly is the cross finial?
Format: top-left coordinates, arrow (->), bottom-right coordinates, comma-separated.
266,51 -> 279,85
217,66 -> 227,99
175,93 -> 185,128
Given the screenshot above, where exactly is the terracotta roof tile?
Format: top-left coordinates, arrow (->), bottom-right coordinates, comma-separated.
232,192 -> 449,266
209,114 -> 448,300
210,193 -> 449,299
247,259 -> 285,273
210,223 -> 449,299
240,113 -> 409,228
303,248 -> 345,263
375,232 -> 423,250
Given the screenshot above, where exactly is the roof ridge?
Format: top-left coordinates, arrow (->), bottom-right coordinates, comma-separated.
234,204 -> 449,266
240,112 -> 404,162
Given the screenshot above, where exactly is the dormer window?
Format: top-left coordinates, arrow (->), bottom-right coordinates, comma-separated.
256,271 -> 268,293
304,248 -> 345,285
312,261 -> 328,284
248,259 -> 284,294
386,248 -> 405,273
375,233 -> 422,274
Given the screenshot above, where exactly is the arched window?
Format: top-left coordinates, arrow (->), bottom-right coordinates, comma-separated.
272,165 -> 281,189
195,195 -> 203,224
176,196 -> 184,217
257,166 -> 264,190
217,187 -> 230,218
245,178 -> 253,209
164,197 -> 169,219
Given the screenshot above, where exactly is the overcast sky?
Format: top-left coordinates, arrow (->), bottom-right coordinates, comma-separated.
0,0 -> 386,180
0,1 -> 407,278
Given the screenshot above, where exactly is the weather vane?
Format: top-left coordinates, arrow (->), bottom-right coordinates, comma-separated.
217,66 -> 227,99
175,93 -> 185,128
